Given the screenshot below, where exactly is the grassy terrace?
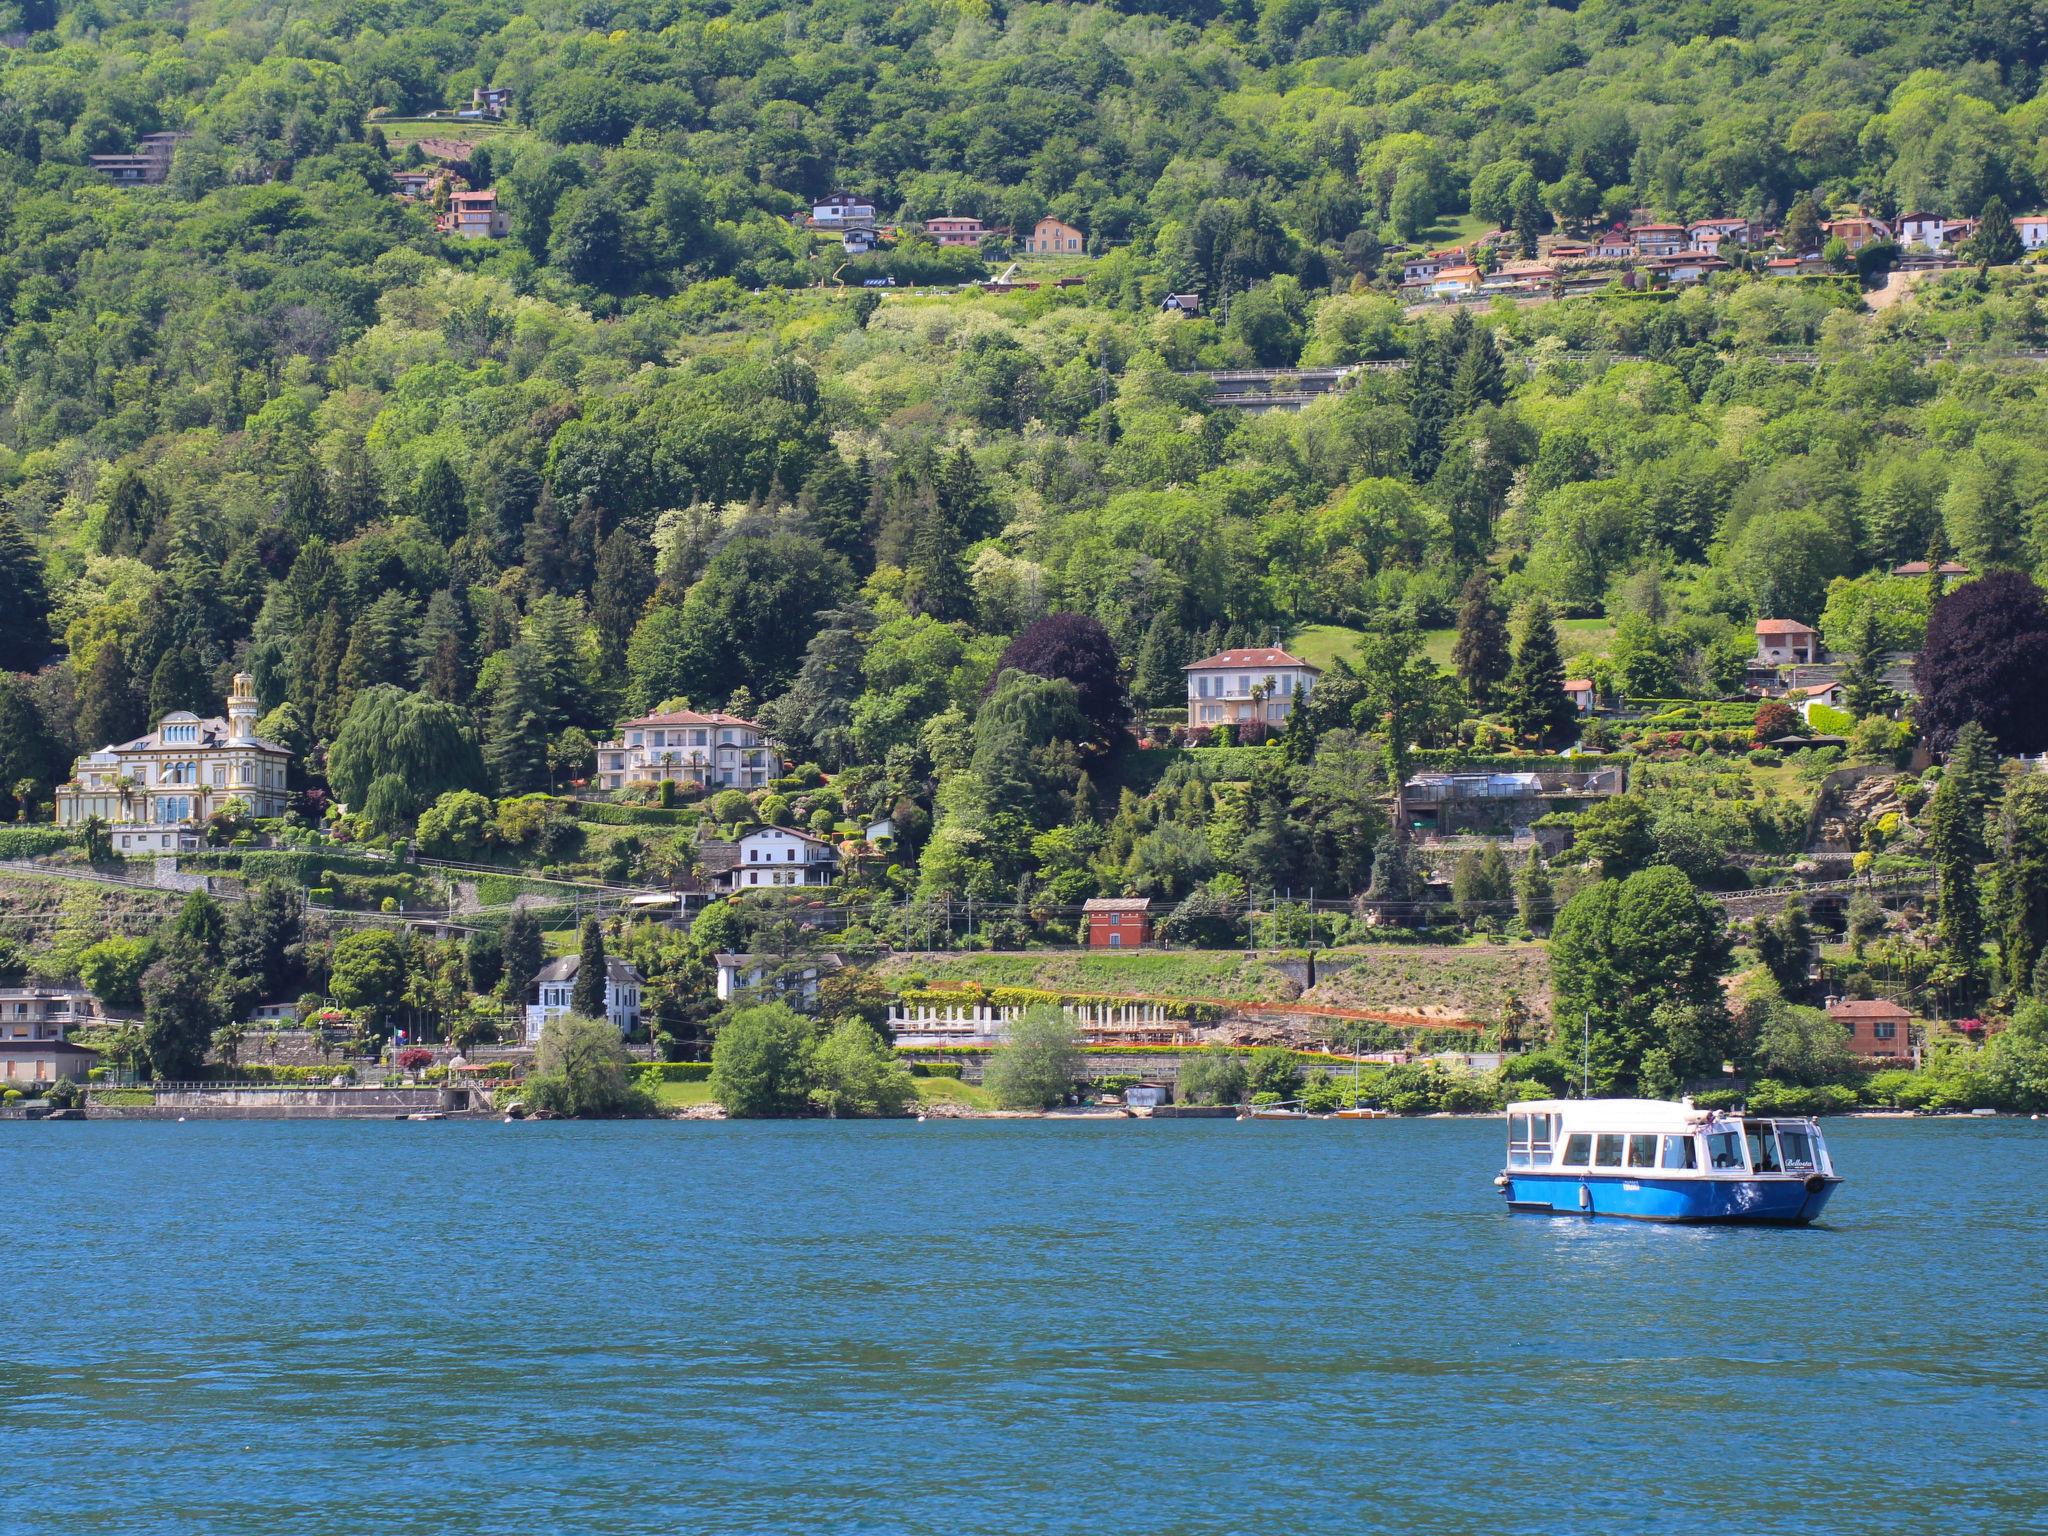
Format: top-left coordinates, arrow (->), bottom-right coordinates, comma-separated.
1292,620 -> 1614,673
871,950 -> 1305,1003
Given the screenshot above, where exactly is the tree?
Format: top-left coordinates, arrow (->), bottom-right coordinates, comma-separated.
709,1002 -> 816,1117
1973,195 -> 2024,267
139,948 -> 230,1079
1928,722 -> 2001,1003
416,790 -> 495,856
1452,845 -> 1511,923
1996,774 -> 2048,999
1177,1046 -> 1249,1106
1782,196 -> 1823,254
1515,848 -> 1554,933
0,509 -> 49,672
1752,900 -> 1815,996
502,909 -> 543,998
571,917 -> 607,1019
1550,865 -> 1734,1093
76,638 -> 146,751
1511,172 -> 1545,260
1839,601 -> 1900,719
987,613 -> 1128,744
810,1020 -> 916,1116
78,936 -> 157,1008
1573,796 -> 1656,878
524,1013 -> 655,1118
412,456 -> 468,545
1754,998 -> 1859,1087
327,686 -> 487,815
170,889 -> 226,962
1915,572 -> 2048,756
1451,571 -> 1511,708
1504,598 -> 1576,747
223,881 -> 303,1002
983,1004 -> 1082,1108
328,928 -> 407,1016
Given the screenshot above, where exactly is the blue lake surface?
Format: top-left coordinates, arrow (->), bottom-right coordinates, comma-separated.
5,1116 -> 2045,1534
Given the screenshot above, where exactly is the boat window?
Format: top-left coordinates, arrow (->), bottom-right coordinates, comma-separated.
1745,1123 -> 1782,1173
1559,1133 -> 1592,1167
1593,1133 -> 1625,1168
1775,1125 -> 1817,1169
1626,1134 -> 1659,1168
1660,1135 -> 1699,1170
1506,1113 -> 1555,1168
1705,1131 -> 1745,1170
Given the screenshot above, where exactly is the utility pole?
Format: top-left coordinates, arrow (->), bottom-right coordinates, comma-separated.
1581,1011 -> 1591,1100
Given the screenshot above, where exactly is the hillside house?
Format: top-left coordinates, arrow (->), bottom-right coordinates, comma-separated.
1594,227 -> 1636,259
1796,680 -> 1846,721
714,952 -> 842,1007
525,955 -> 642,1043
56,675 -> 291,854
436,188 -> 507,238
1184,647 -> 1320,730
471,85 -> 512,118
0,989 -> 97,1087
728,826 -> 839,890
1430,264 -> 1481,297
1401,253 -> 1446,283
1822,216 -> 1891,252
1023,216 -> 1083,254
1755,618 -> 1820,666
812,193 -> 875,227
1688,218 -> 1752,247
89,131 -> 189,185
1401,766 -> 1625,838
1563,678 -> 1595,715
1631,223 -> 1686,256
925,215 -> 985,247
841,227 -> 876,254
1827,997 -> 1915,1063
1081,897 -> 1153,949
594,712 -> 775,793
2018,215 -> 2048,251
392,169 -> 446,200
1160,292 -> 1202,315
1891,560 -> 1969,578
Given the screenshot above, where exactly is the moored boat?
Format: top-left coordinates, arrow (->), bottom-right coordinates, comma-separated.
1497,1098 -> 1841,1225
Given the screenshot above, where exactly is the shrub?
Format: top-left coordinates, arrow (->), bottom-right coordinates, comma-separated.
983,1006 -> 1083,1109
0,825 -> 79,859
632,1061 -> 714,1083
811,1020 -> 916,1117
1177,1046 -> 1249,1106
907,1061 -> 965,1079
396,1046 -> 435,1071
523,1013 -> 656,1119
709,1002 -> 815,1116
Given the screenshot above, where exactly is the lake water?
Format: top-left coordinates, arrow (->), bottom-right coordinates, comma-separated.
6,1117 -> 2044,1534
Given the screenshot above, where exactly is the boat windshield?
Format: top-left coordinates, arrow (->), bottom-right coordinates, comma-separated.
1705,1130 -> 1746,1170
1744,1121 -> 1782,1174
1774,1123 -> 1819,1171
1506,1112 -> 1555,1167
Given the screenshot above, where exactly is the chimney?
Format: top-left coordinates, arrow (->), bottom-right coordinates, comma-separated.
228,673 -> 258,743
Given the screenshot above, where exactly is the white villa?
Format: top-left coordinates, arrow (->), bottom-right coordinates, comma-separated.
56,674 -> 292,853
594,711 -> 776,793
727,826 -> 840,890
524,954 -> 643,1043
1183,647 -> 1321,730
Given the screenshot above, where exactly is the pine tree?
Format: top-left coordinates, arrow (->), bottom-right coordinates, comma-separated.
412,456 -> 468,545
412,590 -> 472,702
1450,326 -> 1506,416
338,591 -> 419,700
591,526 -> 654,669
485,642 -> 553,794
1783,196 -> 1823,255
1451,571 -> 1512,708
98,470 -> 165,557
1504,598 -> 1576,747
330,444 -> 385,536
1404,321 -> 1453,479
149,645 -> 212,719
1930,721 -> 2002,1003
1974,195 -> 2023,267
1130,612 -> 1186,708
1281,685 -> 1315,763
77,639 -> 146,749
502,908 -> 543,999
571,916 -> 607,1019
281,460 -> 333,544
1515,847 -> 1554,933
0,509 -> 50,672
904,504 -> 970,621
1839,602 -> 1897,719
1511,172 -> 1544,259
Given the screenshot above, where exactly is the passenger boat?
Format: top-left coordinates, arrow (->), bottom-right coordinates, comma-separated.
1497,1098 -> 1842,1225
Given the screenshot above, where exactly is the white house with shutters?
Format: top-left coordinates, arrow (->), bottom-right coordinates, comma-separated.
1183,647 -> 1321,730
726,826 -> 840,891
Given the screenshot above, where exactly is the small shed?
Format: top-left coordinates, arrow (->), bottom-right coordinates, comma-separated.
1082,896 -> 1154,949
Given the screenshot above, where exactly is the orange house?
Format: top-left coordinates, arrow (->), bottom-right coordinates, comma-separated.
1083,897 -> 1153,949
1827,998 -> 1915,1062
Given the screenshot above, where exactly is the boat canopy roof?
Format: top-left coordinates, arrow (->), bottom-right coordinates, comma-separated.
1507,1098 -> 1731,1131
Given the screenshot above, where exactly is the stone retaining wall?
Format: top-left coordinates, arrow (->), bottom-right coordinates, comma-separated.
88,1085 -> 486,1119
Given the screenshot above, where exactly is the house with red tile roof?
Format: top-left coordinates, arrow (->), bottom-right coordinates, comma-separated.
595,712 -> 777,792
1184,648 -> 1321,731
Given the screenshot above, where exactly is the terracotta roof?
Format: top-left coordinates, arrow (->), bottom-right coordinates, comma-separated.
1755,618 -> 1816,634
1183,648 -> 1320,673
1082,897 -> 1153,912
1797,682 -> 1842,696
1828,998 -> 1910,1020
1891,561 -> 1969,576
1563,678 -> 1592,691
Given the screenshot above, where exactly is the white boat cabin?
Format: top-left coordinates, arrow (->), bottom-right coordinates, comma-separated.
1505,1098 -> 1833,1179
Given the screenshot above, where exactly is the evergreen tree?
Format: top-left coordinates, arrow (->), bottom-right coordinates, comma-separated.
798,453 -> 872,572
486,642 -> 554,794
0,509 -> 51,672
524,595 -> 590,730
331,444 -> 385,535
412,455 -> 468,545
1782,196 -> 1823,254
1450,326 -> 1506,416
1994,776 -> 2048,999
904,504 -> 970,621
1366,831 -> 1422,903
412,590 -> 472,703
591,526 -> 654,670
338,590 -> 419,701
1515,847 -> 1555,933
1839,601 -> 1898,718
170,889 -> 226,962
1281,685 -> 1314,763
502,908 -> 543,999
77,639 -> 146,749
1405,321 -> 1453,479
1451,571 -> 1512,708
98,470 -> 165,557
1130,612 -> 1187,708
281,460 -> 333,544
1503,598 -> 1576,746
1929,721 -> 2002,1003
1511,171 -> 1544,259
1973,195 -> 2024,267
148,645 -> 212,719
571,916 -> 608,1018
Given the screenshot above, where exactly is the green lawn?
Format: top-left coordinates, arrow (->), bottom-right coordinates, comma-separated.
1417,209 -> 1495,248
653,1081 -> 719,1110
913,1077 -> 996,1109
1290,618 -> 1614,674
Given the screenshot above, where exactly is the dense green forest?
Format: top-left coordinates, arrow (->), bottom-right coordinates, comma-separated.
5,0 -> 2048,1098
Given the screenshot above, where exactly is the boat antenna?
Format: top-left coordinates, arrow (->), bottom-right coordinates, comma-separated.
1581,1011 -> 1590,1099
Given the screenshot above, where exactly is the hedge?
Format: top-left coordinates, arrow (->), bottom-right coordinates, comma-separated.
571,801 -> 696,828
0,824 -> 81,859
907,1061 -> 965,1079
1407,750 -> 1632,772
632,1061 -> 713,1084
1179,745 -> 1285,778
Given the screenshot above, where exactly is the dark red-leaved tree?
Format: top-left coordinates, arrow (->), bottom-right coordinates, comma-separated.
987,612 -> 1129,743
1916,571 -> 2048,755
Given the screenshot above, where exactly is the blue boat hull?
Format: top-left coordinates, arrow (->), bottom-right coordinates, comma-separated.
1501,1170 -> 1840,1225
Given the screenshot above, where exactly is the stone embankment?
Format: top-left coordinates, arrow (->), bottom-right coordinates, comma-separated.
87,1085 -> 491,1119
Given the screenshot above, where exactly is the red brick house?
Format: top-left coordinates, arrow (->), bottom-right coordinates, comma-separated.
1827,998 -> 1915,1062
1082,897 -> 1153,949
